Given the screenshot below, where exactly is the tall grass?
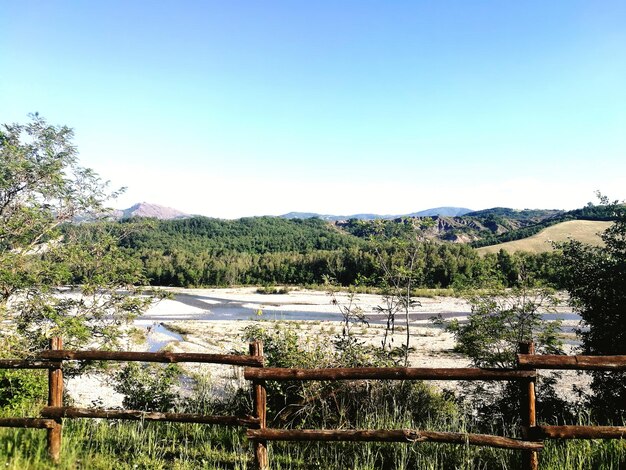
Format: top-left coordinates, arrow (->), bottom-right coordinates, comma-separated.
0,418 -> 251,469
1,414 -> 624,468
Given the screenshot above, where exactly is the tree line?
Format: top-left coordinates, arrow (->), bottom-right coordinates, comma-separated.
64,217 -> 562,289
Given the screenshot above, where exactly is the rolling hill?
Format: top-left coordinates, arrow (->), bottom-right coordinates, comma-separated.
476,220 -> 612,254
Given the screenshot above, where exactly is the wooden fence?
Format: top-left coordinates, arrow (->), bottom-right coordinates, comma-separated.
0,339 -> 624,470
0,338 -> 264,464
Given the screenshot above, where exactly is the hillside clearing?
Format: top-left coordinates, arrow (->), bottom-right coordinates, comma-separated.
477,220 -> 612,254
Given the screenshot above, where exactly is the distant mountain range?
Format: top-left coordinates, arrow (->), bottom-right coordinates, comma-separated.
280,206 -> 473,221
106,203 -> 584,225
105,204 -> 474,221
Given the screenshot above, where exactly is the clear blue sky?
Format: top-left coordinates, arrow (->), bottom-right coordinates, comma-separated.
2,1 -> 625,218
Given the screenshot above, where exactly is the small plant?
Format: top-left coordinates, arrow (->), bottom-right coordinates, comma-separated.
0,370 -> 46,410
256,284 -> 290,295
113,362 -> 182,412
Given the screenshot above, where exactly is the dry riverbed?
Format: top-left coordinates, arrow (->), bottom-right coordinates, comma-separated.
65,287 -> 589,408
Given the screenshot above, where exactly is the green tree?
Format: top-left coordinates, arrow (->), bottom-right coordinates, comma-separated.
558,194 -> 626,422
438,282 -> 573,427
0,115 -> 154,358
372,225 -> 427,365
444,285 -> 562,368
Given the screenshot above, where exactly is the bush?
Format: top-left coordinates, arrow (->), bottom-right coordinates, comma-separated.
113,363 -> 181,412
242,322 -> 458,429
0,370 -> 46,411
256,285 -> 290,295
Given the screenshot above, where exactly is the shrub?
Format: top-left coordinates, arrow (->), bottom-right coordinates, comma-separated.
242,322 -> 458,429
113,363 -> 181,412
0,370 -> 47,411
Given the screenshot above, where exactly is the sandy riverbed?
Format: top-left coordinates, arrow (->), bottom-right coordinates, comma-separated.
65,287 -> 588,408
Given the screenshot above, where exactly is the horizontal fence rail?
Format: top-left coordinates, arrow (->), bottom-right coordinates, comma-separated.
531,425 -> 626,440
517,354 -> 626,370
244,366 -> 536,381
0,418 -> 58,429
247,428 -> 544,450
40,349 -> 263,367
41,406 -> 260,427
0,359 -> 61,369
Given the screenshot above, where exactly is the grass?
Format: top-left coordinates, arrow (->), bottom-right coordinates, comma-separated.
2,422 -> 624,469
256,286 -> 291,295
1,408 -> 624,469
1,418 -> 251,469
477,220 -> 612,255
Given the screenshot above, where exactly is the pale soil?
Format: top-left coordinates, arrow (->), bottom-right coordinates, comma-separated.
65,287 -> 589,408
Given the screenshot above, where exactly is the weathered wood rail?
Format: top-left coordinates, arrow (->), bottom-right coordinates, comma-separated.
532,425 -> 626,440
0,339 -> 624,470
39,349 -> 263,366
41,406 -> 260,427
517,353 -> 626,370
247,428 -> 545,450
0,418 -> 57,429
244,366 -> 536,381
0,359 -> 62,369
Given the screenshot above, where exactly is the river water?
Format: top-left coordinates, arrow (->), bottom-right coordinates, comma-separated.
137,292 -> 582,331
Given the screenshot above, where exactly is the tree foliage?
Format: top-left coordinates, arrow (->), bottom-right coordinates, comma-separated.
444,285 -> 562,368
438,282 -> 573,427
92,214 -> 565,291
113,362 -> 181,412
558,194 -> 626,421
0,115 -> 154,356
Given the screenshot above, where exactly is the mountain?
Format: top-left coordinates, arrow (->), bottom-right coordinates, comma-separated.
279,212 -> 389,221
406,207 -> 472,217
336,204 -> 620,247
280,207 -> 473,221
464,207 -> 563,219
279,212 -> 342,221
116,202 -> 189,220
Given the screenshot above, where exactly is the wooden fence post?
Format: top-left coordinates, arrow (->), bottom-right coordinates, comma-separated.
47,337 -> 63,464
249,341 -> 268,469
519,341 -> 538,470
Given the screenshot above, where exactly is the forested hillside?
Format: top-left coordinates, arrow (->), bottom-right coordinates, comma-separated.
63,202 -> 622,289
117,216 -> 361,254
339,205 -> 619,247
67,215 -> 563,289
